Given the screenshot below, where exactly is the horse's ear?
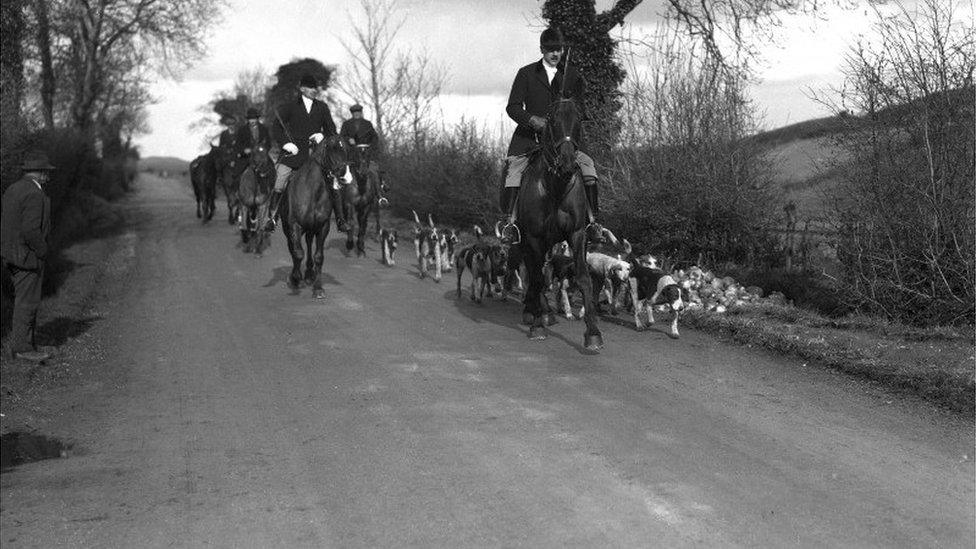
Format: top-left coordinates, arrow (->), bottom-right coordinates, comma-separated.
412,210 -> 421,225
428,213 -> 435,228
494,221 -> 502,238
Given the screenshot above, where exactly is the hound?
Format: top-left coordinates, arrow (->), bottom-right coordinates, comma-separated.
412,210 -> 442,281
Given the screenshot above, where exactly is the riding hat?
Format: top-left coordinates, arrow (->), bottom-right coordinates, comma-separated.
21,150 -> 56,171
540,27 -> 568,49
245,107 -> 261,120
299,73 -> 319,88
349,104 -> 363,113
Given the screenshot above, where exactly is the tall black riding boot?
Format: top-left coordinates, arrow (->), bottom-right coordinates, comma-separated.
584,184 -> 600,219
330,188 -> 350,232
265,190 -> 283,232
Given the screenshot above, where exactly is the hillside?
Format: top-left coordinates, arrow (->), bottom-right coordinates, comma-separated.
140,156 -> 189,175
751,116 -> 851,220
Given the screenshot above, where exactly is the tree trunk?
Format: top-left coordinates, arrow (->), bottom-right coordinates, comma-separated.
33,0 -> 56,129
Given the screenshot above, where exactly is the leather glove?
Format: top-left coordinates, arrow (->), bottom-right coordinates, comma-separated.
283,143 -> 298,155
528,115 -> 546,131
309,132 -> 325,144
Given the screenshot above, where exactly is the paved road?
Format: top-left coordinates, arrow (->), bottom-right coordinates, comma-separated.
2,175 -> 973,548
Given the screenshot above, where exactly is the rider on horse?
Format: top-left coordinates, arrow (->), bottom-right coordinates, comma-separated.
235,107 -> 272,160
265,73 -> 350,232
339,104 -> 388,206
499,27 -> 601,244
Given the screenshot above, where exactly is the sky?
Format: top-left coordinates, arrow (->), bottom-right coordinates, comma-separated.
136,0 -> 916,160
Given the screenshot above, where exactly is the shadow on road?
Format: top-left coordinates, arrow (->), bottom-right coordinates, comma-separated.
36,315 -> 103,346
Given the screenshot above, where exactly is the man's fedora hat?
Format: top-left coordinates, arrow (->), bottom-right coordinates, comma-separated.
350,104 -> 363,113
21,150 -> 56,171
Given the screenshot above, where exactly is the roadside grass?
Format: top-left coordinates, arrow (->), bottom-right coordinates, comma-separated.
681,303 -> 975,416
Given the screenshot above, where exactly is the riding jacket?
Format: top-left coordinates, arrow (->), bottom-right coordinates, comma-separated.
271,96 -> 338,170
235,122 -> 272,158
339,118 -> 379,148
506,59 -> 586,157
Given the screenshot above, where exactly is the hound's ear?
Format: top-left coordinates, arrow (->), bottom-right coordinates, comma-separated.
412,210 -> 421,225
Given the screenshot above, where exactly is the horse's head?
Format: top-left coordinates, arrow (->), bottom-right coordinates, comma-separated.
249,143 -> 272,173
544,99 -> 582,175
310,135 -> 349,181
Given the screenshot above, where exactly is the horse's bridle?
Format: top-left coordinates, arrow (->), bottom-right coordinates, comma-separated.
542,100 -> 579,174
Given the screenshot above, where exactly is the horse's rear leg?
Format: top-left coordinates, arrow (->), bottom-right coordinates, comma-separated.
572,231 -> 602,351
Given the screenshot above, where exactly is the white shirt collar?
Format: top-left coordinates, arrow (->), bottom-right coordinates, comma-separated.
26,175 -> 43,190
542,59 -> 558,84
302,95 -> 313,113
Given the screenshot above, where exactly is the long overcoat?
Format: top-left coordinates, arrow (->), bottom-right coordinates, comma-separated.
505,59 -> 586,157
0,175 -> 51,270
271,96 -> 338,169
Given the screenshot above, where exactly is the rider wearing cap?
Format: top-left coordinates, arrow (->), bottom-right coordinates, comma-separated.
236,107 -> 272,159
499,26 -> 600,243
339,104 -> 388,205
265,73 -> 349,232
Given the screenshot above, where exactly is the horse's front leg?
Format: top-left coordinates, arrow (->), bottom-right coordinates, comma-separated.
356,206 -> 368,257
286,225 -> 304,290
521,239 -> 547,339
572,231 -> 602,351
311,225 -> 328,299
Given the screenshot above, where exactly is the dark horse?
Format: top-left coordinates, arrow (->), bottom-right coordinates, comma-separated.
341,144 -> 381,256
517,98 -> 602,350
215,140 -> 243,225
236,143 -> 274,254
280,136 -> 348,298
189,148 -> 217,222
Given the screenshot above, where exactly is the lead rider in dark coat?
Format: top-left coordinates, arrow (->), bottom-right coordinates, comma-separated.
499,27 -> 600,243
265,73 -> 349,232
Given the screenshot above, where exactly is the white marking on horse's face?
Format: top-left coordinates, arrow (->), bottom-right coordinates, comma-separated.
613,263 -> 632,282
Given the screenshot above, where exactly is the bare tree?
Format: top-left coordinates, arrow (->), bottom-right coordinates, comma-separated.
54,0 -> 221,133
336,0 -> 405,142
385,49 -> 448,151
823,0 -> 974,324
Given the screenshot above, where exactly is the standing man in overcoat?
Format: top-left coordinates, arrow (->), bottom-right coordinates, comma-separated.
498,27 -> 601,243
265,73 -> 349,232
1,150 -> 54,362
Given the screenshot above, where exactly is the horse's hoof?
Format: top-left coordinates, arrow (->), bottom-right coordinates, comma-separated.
521,312 -> 535,325
528,326 -> 547,340
668,331 -> 680,340
584,333 -> 604,351
314,289 -> 326,299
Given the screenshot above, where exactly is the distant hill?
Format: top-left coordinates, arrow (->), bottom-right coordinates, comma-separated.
140,156 -> 190,174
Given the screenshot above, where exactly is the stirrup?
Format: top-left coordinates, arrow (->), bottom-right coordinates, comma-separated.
500,222 -> 521,245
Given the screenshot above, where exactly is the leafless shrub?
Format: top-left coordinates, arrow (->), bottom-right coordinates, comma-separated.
822,0 -> 975,325
608,24 -> 781,267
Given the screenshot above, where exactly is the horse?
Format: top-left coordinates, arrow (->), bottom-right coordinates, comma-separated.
516,98 -> 603,350
236,143 -> 275,254
279,136 -> 349,298
341,144 -> 382,256
214,139 -> 243,225
189,149 -> 217,222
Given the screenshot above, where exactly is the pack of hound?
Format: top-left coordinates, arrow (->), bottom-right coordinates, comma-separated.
543,227 -> 689,339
